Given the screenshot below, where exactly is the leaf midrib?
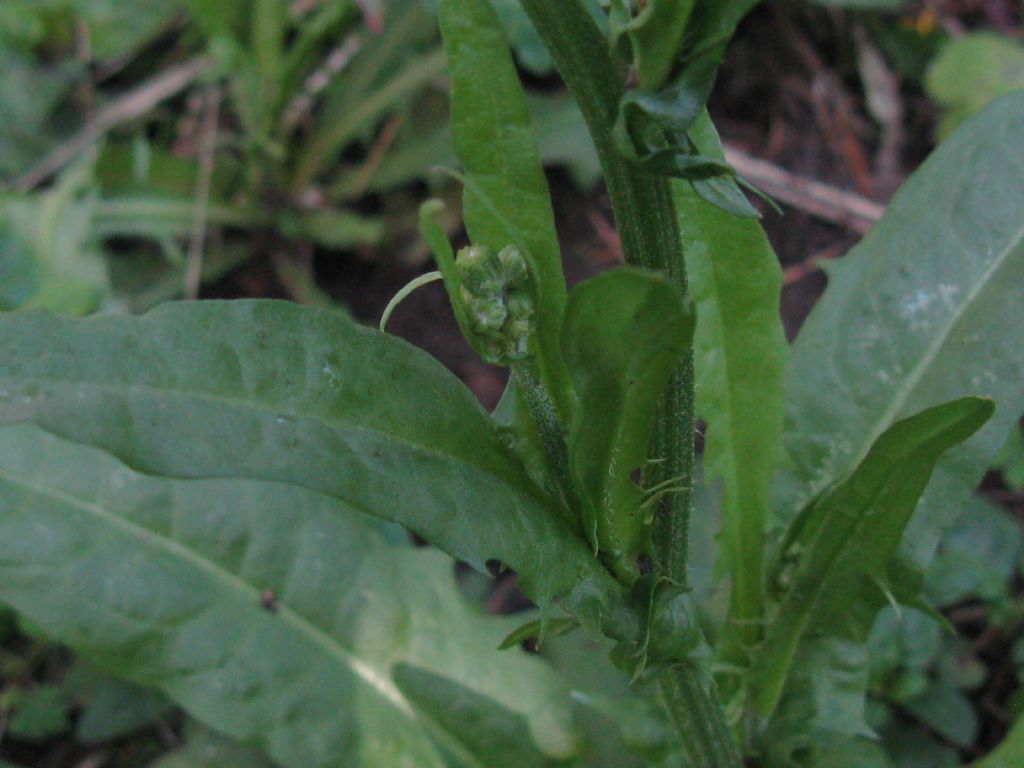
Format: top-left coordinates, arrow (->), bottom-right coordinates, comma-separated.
820,217 -> 1024,492
0,462 -> 420,723
0,373 -> 548,507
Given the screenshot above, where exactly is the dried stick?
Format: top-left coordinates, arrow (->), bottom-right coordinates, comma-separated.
724,144 -> 885,234
14,57 -> 211,192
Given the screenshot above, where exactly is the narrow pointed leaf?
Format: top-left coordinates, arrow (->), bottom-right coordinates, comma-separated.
674,112 -> 786,649
0,425 -> 580,767
749,396 -> 993,716
561,268 -> 694,582
778,92 -> 1024,571
438,0 -> 572,418
0,301 -> 625,632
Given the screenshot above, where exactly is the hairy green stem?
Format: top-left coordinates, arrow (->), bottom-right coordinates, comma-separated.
512,365 -> 582,525
515,0 -> 693,580
516,1 -> 737,763
659,666 -> 745,767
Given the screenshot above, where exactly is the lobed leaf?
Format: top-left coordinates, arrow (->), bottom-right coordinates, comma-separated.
778,91 -> 1024,571
0,425 -> 580,767
0,300 -> 626,633
754,638 -> 888,768
749,396 -> 993,716
561,267 -> 694,582
438,0 -> 573,418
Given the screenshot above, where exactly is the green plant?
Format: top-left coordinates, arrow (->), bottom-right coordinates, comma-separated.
1,0 -> 606,319
0,1 -> 1023,766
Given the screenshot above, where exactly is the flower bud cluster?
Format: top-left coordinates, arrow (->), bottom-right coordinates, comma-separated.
455,245 -> 535,365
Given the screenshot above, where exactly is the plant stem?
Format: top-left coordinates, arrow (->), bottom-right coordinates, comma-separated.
516,0 -> 694,579
659,666 -> 745,767
516,1 -> 739,764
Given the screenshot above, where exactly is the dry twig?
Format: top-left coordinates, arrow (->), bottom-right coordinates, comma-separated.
724,144 -> 885,234
184,87 -> 221,300
13,57 -> 212,192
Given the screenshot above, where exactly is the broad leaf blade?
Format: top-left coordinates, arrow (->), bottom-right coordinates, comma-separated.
0,301 -> 624,632
438,0 -> 572,417
750,397 -> 993,716
778,91 -> 1024,570
393,664 -> 570,768
0,425 -> 579,767
675,112 -> 786,648
561,268 -> 694,582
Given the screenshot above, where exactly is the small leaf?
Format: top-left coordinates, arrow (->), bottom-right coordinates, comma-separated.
995,424 -> 1024,491
924,496 -> 1023,605
6,685 -> 70,741
561,268 -> 694,582
613,0 -> 760,198
499,617 -> 579,651
903,683 -> 979,748
750,397 -> 993,716
608,0 -> 695,90
926,33 -> 1024,139
64,662 -> 172,744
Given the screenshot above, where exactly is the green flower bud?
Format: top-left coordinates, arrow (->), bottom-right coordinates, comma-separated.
452,243 -> 538,365
496,246 -> 528,287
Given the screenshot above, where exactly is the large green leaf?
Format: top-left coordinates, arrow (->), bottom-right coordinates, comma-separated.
561,268 -> 693,582
778,91 -> 1024,571
438,0 -> 572,418
0,424 -> 580,767
0,300 -> 626,633
750,396 -> 993,716
675,112 -> 786,647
